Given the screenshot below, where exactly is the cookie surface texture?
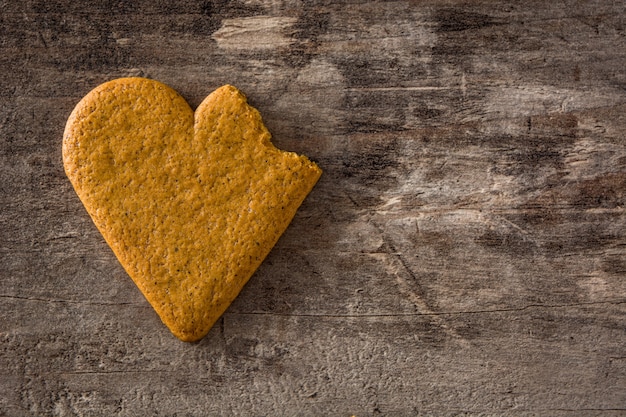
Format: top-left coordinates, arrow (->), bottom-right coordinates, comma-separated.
63,78 -> 321,342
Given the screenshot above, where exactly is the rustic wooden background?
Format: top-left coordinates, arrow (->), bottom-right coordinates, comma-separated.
1,0 -> 625,415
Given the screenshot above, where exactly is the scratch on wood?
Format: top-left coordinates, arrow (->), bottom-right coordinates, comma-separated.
371,224 -> 471,346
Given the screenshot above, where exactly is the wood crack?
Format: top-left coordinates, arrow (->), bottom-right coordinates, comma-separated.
33,370 -> 171,377
0,294 -> 147,308
228,299 -> 625,318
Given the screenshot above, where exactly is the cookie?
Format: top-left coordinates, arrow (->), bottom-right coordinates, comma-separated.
63,78 -> 321,342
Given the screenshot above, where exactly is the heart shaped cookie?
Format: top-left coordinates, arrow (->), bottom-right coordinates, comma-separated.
63,78 -> 321,342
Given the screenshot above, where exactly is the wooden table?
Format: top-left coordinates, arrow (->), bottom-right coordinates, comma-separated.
2,1 -> 625,415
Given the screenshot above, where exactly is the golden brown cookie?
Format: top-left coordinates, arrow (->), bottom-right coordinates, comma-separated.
63,78 -> 321,342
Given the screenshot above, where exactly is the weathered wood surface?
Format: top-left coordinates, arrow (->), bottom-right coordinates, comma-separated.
1,1 -> 625,415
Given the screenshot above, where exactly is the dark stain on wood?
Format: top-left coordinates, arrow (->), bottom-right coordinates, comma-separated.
435,8 -> 500,33
574,173 -> 626,209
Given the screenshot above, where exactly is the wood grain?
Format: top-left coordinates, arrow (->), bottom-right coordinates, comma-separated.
1,0 -> 625,415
